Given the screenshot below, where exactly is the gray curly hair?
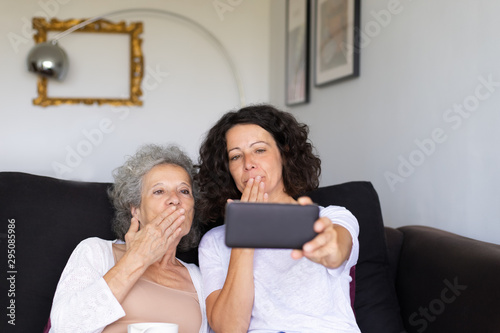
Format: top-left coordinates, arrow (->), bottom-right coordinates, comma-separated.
108,143 -> 200,250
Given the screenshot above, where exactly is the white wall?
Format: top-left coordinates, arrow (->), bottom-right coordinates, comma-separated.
0,0 -> 270,181
270,0 -> 500,244
2,0 -> 499,245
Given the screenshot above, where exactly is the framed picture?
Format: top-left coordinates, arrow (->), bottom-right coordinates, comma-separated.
286,0 -> 310,106
314,0 -> 360,86
31,17 -> 144,107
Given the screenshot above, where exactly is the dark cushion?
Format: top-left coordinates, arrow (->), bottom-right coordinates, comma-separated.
308,181 -> 405,333
0,172 -> 116,333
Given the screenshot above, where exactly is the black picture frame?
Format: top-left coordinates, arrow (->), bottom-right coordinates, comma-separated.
286,0 -> 310,106
314,0 -> 360,86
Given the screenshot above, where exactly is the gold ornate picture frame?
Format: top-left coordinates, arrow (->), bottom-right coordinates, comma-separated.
31,17 -> 144,107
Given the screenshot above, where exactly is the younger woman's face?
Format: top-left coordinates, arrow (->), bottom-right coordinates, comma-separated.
226,124 -> 288,202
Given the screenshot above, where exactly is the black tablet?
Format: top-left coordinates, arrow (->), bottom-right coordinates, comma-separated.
224,201 -> 319,249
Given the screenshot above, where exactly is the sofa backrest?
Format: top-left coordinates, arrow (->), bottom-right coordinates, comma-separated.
1,172 -> 405,333
0,172 -> 116,332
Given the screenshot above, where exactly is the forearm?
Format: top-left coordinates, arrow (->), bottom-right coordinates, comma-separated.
320,205 -> 358,268
103,250 -> 147,303
52,255 -> 147,332
207,248 -> 255,333
329,224 -> 353,268
50,239 -> 125,332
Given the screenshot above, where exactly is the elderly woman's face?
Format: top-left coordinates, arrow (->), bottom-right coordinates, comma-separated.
226,124 -> 286,202
132,164 -> 194,236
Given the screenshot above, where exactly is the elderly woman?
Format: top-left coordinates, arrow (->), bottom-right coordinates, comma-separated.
197,104 -> 360,333
49,144 -> 209,333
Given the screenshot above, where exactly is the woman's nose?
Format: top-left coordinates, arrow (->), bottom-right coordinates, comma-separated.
166,192 -> 180,206
244,156 -> 256,171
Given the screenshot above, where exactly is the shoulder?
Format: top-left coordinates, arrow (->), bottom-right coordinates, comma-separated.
74,237 -> 114,253
67,237 -> 115,265
82,237 -> 114,245
319,205 -> 351,215
199,225 -> 225,248
319,205 -> 359,235
58,238 -> 116,280
198,225 -> 230,262
179,259 -> 200,273
179,259 -> 201,278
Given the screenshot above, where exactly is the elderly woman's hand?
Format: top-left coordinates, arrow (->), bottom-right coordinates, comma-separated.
124,205 -> 186,267
291,197 -> 353,269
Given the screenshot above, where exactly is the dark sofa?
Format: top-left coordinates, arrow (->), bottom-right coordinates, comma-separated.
1,171 -> 499,333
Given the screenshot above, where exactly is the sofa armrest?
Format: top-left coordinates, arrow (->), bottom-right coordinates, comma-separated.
396,226 -> 500,333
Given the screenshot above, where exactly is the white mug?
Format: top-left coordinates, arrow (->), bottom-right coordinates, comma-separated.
127,322 -> 178,333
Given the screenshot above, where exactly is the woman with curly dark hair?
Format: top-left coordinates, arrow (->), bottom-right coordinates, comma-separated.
197,104 -> 360,333
197,104 -> 321,224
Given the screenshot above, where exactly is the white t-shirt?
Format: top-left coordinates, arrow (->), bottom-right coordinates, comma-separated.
198,205 -> 361,333
49,237 -> 209,333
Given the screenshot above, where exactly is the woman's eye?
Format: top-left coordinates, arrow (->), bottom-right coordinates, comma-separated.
229,154 -> 240,161
256,148 -> 266,153
180,189 -> 191,195
153,189 -> 164,195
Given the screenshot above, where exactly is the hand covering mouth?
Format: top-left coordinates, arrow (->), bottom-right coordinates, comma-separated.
243,176 -> 264,185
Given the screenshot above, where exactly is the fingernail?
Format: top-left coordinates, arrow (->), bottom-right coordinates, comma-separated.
179,208 -> 185,214
255,176 -> 261,181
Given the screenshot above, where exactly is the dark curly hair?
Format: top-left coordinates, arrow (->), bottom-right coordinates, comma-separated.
196,104 -> 321,224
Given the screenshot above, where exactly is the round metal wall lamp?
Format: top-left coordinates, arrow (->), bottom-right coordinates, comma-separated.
27,41 -> 69,81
